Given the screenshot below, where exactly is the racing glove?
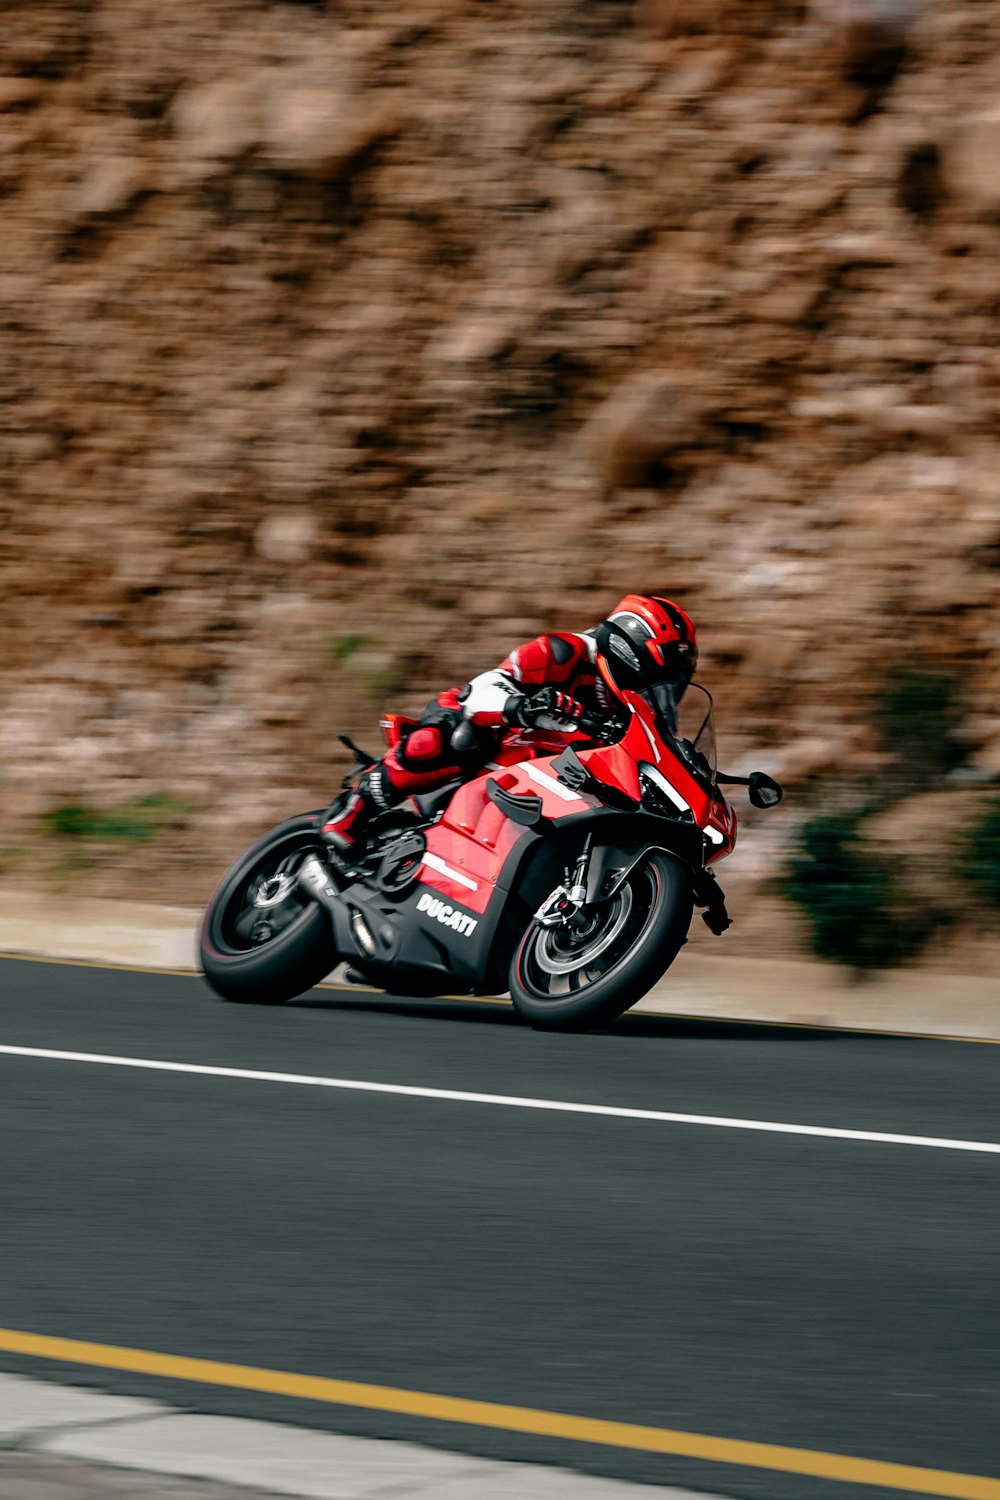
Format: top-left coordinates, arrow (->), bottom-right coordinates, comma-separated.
503,687 -> 585,732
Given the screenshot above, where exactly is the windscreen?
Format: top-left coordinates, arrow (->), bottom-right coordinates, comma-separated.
666,682 -> 717,779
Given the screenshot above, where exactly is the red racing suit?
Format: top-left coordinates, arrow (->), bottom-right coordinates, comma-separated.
370,630 -> 608,811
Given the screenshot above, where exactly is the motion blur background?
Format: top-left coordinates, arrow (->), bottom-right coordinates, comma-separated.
1,0 -> 998,976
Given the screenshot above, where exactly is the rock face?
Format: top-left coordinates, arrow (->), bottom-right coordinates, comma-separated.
0,0 -> 997,962
814,0 -> 924,82
948,108 -> 1000,216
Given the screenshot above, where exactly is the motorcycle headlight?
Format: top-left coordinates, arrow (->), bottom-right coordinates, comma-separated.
638,764 -> 694,821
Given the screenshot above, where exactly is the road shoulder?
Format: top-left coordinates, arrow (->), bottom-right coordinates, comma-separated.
0,1374 -> 718,1500
0,887 -> 997,1040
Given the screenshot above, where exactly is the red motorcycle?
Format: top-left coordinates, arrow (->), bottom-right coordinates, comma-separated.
199,683 -> 781,1031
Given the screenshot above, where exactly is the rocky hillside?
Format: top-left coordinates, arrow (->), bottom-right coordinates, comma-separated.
1,0 -> 998,958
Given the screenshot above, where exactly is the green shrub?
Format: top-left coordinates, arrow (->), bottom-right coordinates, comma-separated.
962,795 -> 1000,908
782,808 -> 929,972
874,669 -> 964,789
43,794 -> 186,844
329,632 -> 373,664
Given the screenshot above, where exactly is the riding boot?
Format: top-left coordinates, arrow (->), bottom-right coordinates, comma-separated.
321,767 -> 388,858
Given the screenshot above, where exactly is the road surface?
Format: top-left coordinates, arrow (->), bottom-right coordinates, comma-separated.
1,955 -> 998,1499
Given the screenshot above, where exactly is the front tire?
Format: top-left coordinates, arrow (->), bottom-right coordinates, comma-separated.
199,812 -> 337,1004
509,851 -> 692,1032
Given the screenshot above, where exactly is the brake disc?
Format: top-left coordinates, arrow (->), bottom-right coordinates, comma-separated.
533,883 -> 634,976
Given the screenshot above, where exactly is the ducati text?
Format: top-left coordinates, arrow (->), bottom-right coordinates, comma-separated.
416,891 -> 478,937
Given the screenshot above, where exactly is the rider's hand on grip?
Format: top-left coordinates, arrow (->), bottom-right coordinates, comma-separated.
504,687 -> 584,732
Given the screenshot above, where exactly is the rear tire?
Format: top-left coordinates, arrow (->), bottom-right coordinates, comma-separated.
199,812 -> 337,1004
509,851 -> 692,1032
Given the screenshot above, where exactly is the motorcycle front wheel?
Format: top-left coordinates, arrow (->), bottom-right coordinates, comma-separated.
509,851 -> 692,1032
199,812 -> 337,1004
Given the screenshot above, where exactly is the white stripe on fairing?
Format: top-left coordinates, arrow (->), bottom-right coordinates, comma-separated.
521,762 -> 585,803
640,762 -> 691,814
703,825 -> 725,845
420,851 -> 479,891
2,1046 -> 999,1155
634,713 -> 662,765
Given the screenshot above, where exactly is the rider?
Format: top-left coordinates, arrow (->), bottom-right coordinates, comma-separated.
322,593 -> 698,858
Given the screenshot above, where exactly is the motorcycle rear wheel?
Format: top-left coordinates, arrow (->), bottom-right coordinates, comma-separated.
200,812 -> 336,1005
509,851 -> 692,1032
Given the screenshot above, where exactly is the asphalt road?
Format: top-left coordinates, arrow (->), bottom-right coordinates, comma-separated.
2,955 -> 999,1500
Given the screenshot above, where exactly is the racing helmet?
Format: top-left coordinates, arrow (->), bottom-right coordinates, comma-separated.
594,594 -> 698,713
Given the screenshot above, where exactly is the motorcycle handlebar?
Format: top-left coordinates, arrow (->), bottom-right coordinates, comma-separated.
574,711 -> 612,741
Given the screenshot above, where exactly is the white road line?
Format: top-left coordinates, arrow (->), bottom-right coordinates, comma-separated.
1,1044 -> 998,1156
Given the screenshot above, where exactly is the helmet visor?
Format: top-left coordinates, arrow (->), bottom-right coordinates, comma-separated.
646,639 -> 696,691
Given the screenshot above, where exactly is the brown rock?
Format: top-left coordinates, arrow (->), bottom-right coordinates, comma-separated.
586,372 -> 703,490
813,0 -> 923,82
864,403 -> 959,439
634,0 -> 727,36
0,76 -> 43,110
897,141 -> 942,220
773,734 -> 866,783
971,732 -> 1000,779
170,75 -> 264,181
71,155 -> 149,219
948,109 -> 1000,217
751,279 -> 825,327
262,72 -> 399,180
635,0 -> 790,36
255,512 -> 319,564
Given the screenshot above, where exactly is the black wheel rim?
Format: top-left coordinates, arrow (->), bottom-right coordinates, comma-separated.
217,832 -> 324,955
518,863 -> 661,1002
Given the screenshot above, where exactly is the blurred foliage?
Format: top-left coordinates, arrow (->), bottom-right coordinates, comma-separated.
329,633 -> 374,664
961,795 -> 1000,909
43,793 -> 187,844
328,633 -> 425,700
782,808 -> 930,972
785,669 -> 974,969
873,669 -> 965,790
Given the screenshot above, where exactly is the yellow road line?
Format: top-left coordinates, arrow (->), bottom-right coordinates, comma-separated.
0,1330 -> 998,1498
1,950 -> 998,1045
0,951 -> 200,980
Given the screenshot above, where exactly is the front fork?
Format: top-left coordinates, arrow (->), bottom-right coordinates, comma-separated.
536,834 -> 599,924
534,834 -> 593,929
535,835 -> 733,935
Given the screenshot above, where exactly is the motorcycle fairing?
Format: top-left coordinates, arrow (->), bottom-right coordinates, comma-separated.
326,809 -> 709,998
320,690 -> 739,992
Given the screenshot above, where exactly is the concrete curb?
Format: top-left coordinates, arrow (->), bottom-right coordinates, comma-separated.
0,1374 -> 722,1500
0,888 -> 997,1040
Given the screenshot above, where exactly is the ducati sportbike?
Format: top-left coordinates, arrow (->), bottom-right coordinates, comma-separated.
199,683 -> 782,1031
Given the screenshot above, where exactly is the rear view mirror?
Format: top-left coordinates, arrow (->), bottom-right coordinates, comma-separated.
748,772 -> 783,809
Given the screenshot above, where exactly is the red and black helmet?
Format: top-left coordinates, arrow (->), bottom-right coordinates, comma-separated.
594,594 -> 698,709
